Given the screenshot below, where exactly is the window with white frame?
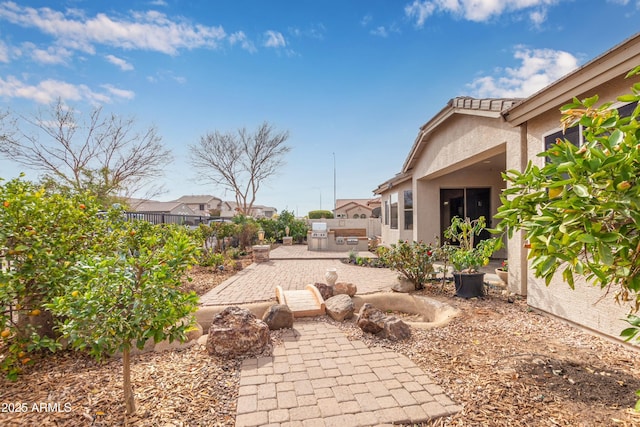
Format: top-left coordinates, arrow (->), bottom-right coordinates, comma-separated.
390,193 -> 398,229
384,200 -> 389,225
403,190 -> 413,230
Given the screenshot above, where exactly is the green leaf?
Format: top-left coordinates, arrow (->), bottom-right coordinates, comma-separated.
573,184 -> 589,198
620,327 -> 638,341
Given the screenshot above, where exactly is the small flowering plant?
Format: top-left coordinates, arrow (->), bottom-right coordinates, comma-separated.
500,260 -> 508,272
377,240 -> 438,290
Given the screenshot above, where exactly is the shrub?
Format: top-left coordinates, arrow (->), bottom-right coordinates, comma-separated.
47,214 -> 199,414
308,210 -> 334,219
378,240 -> 438,290
0,177 -> 110,379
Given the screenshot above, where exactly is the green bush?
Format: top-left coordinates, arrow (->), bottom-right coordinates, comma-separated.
0,177 -> 111,379
378,240 -> 437,290
200,252 -> 225,267
308,210 -> 334,219
47,215 -> 199,414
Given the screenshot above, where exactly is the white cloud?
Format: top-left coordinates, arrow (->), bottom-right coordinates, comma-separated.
101,84 -> 135,99
0,3 -> 227,56
0,40 -> 8,63
0,75 -> 131,105
229,31 -> 257,53
405,0 -> 558,26
288,24 -> 326,40
263,30 -> 286,48
466,46 -> 580,98
361,14 -> 373,26
371,26 -> 389,37
146,70 -> 186,84
105,54 -> 134,71
404,0 -> 437,27
22,43 -> 73,65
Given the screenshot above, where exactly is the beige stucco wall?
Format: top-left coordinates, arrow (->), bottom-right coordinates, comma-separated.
378,180 -> 413,244
518,72 -> 635,340
410,114 -> 517,179
527,270 -> 631,340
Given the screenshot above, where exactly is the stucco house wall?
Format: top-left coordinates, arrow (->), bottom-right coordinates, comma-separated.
378,179 -> 413,244
375,33 -> 640,342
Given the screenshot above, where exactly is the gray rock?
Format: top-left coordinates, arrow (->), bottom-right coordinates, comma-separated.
313,282 -> 333,300
357,303 -> 386,334
392,276 -> 414,293
325,294 -> 355,322
382,316 -> 412,341
262,304 -> 294,330
206,306 -> 270,357
334,281 -> 357,297
357,303 -> 411,340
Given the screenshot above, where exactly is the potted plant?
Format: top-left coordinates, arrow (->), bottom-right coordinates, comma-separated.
444,216 -> 498,298
495,260 -> 508,284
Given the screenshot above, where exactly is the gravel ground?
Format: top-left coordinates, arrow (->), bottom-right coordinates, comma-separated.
2,265 -> 640,426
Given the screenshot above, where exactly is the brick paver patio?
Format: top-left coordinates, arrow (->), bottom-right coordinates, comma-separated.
198,245 -> 463,426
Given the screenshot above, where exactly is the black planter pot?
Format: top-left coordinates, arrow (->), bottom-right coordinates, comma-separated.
452,272 -> 485,298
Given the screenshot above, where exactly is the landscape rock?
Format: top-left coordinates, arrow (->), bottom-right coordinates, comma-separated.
334,281 -> 357,297
392,277 -> 414,293
206,306 -> 270,357
325,294 -> 355,322
262,304 -> 294,330
357,303 -> 387,334
357,303 -> 411,340
382,317 -> 412,340
313,282 -> 333,300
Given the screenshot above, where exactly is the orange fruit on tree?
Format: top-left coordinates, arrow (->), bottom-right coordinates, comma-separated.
29,309 -> 41,316
2,201 -> 9,208
1,329 -> 10,338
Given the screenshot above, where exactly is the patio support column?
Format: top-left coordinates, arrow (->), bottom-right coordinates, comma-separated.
506,123 -> 528,296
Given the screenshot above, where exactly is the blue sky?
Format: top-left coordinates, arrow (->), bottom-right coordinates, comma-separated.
0,1 -> 639,216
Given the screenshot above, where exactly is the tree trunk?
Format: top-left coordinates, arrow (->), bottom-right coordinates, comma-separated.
123,347 -> 136,415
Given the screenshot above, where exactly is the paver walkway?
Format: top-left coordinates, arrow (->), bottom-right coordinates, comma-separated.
199,245 -> 463,426
235,321 -> 461,427
199,248 -> 398,306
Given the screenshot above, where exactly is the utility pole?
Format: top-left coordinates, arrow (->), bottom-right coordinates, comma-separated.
333,152 -> 336,215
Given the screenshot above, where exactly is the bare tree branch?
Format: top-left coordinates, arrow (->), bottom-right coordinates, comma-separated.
189,122 -> 290,215
0,100 -> 172,205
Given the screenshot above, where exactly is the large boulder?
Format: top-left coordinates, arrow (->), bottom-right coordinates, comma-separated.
262,304 -> 294,330
382,317 -> 412,341
325,294 -> 355,322
357,303 -> 387,334
334,282 -> 357,297
357,303 -> 411,341
206,306 -> 271,357
313,282 -> 333,301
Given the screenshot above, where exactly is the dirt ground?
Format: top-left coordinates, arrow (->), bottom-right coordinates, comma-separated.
386,283 -> 640,426
2,258 -> 640,426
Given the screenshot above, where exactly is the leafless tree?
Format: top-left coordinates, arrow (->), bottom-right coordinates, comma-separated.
189,122 -> 290,215
0,100 -> 172,204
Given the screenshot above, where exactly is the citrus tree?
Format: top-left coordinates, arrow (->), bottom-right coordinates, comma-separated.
47,213 -> 199,415
0,176 -> 107,379
494,67 -> 640,334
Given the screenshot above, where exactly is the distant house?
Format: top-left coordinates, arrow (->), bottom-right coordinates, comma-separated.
220,201 -> 277,219
172,195 -> 222,216
334,198 -> 381,219
132,200 -> 196,216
